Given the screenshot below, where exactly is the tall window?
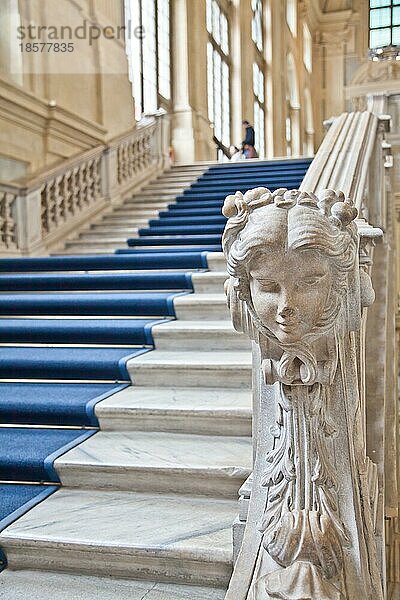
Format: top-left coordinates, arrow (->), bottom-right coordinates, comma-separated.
252,0 -> 263,51
286,0 -> 297,37
303,23 -> 312,72
128,0 -> 171,120
253,63 -> 265,158
206,0 -> 230,154
251,0 -> 265,158
369,0 -> 400,48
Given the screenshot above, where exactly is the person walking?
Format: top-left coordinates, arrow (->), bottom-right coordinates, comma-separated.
242,120 -> 258,159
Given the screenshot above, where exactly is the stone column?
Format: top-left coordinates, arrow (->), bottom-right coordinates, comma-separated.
170,0 -> 213,162
320,30 -> 348,119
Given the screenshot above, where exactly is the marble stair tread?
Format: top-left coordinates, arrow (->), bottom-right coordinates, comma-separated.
88,225 -> 148,233
138,191 -> 182,198
0,489 -> 236,585
78,232 -> 138,241
95,385 -> 252,435
0,570 -> 226,600
52,248 -> 120,255
127,350 -> 252,387
54,430 -> 252,495
114,205 -> 169,214
98,216 -> 153,224
118,198 -> 170,205
145,186 -> 190,194
205,252 -> 227,271
152,320 -> 250,350
191,271 -> 227,293
77,234 -> 132,242
173,293 -> 230,320
65,239 -> 125,247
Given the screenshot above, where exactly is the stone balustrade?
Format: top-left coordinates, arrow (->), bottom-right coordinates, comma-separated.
0,186 -> 18,251
0,113 -> 170,256
224,110 -> 397,599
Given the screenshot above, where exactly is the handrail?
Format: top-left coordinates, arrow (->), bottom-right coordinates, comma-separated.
10,145 -> 106,191
213,135 -> 231,159
223,110 -> 394,599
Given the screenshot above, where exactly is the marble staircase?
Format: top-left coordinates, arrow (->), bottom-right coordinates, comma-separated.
56,165 -> 210,255
0,158 -> 312,598
0,262 -> 253,599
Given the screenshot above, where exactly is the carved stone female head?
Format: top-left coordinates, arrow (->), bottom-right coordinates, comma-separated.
223,188 -> 358,346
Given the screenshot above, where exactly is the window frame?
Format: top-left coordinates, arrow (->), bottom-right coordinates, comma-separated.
135,0 -> 172,119
206,0 -> 231,154
369,0 -> 400,49
251,0 -> 263,52
252,60 -> 266,159
251,0 -> 266,159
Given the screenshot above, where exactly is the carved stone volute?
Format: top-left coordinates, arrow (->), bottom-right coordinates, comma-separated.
223,188 -> 383,600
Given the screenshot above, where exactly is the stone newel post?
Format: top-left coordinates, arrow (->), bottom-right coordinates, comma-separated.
223,187 -> 383,600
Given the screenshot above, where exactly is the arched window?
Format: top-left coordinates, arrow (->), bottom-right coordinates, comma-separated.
127,0 -> 171,120
369,0 -> 400,49
206,0 -> 230,155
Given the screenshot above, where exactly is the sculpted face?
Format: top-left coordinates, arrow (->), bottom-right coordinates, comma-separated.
249,248 -> 332,344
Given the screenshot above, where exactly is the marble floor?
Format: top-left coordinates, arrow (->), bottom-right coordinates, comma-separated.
0,570 -> 226,600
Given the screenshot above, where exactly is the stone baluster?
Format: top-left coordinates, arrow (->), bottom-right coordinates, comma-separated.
223,186 -> 384,600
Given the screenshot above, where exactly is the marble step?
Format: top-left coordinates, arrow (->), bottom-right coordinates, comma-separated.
95,386 -> 252,435
65,238 -> 125,248
52,247 -> 117,255
127,350 -> 252,388
0,489 -> 236,586
192,271 -> 227,293
152,320 -> 250,350
100,214 -> 155,223
79,228 -> 138,238
171,165 -> 211,172
121,199 -> 170,208
54,431 -> 252,496
139,190 -> 182,198
173,294 -> 230,320
0,570 -> 226,600
112,212 -> 164,222
145,184 -> 190,192
206,252 -> 227,272
156,175 -> 202,184
114,203 -> 169,213
90,221 -> 149,230
77,233 -> 136,242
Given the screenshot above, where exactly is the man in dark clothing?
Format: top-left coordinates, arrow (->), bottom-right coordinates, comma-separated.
242,120 -> 257,158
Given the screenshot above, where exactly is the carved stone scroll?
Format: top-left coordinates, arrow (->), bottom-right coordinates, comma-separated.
223,187 -> 384,599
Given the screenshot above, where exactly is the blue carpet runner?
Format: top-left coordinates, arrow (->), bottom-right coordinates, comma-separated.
0,158 -> 311,547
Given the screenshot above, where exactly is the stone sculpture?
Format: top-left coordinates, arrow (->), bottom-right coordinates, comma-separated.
222,187 -> 383,600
